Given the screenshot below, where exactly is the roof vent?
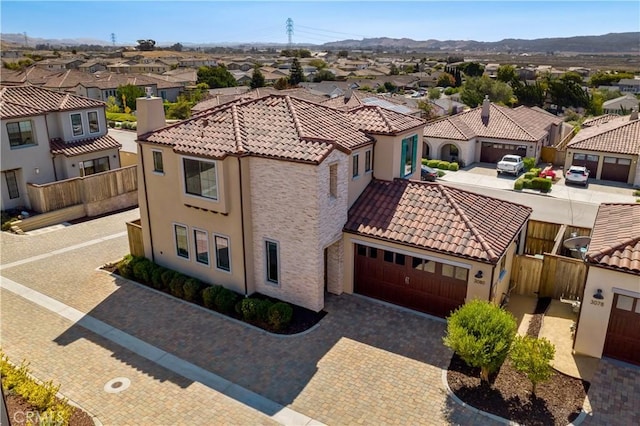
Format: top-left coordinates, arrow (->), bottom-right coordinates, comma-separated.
630,109 -> 638,121
481,95 -> 490,119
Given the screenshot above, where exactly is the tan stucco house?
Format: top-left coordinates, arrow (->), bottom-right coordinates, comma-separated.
134,93 -> 532,315
1,85 -> 121,210
574,203 -> 640,366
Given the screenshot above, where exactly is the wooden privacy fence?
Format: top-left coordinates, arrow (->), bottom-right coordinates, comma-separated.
27,165 -> 137,213
126,219 -> 144,257
524,220 -> 591,256
510,253 -> 587,300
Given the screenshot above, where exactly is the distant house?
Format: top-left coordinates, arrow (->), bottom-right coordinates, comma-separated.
603,94 -> 639,115
34,58 -> 84,71
0,85 -> 121,210
616,78 -> 640,94
74,73 -> 183,102
178,58 -> 218,68
78,60 -> 108,73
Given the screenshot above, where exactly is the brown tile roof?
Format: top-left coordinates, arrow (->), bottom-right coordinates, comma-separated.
582,114 -> 622,128
423,103 -> 554,142
347,105 -> 424,135
49,134 -> 121,157
586,203 -> 640,275
0,66 -> 57,86
191,87 -> 327,113
345,179 -> 531,263
567,116 -> 640,155
142,95 -> 373,163
0,85 -> 105,119
0,100 -> 46,119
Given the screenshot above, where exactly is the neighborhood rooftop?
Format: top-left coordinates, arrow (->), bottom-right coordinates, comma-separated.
49,134 -> 122,157
567,114 -> 640,156
0,85 -> 105,118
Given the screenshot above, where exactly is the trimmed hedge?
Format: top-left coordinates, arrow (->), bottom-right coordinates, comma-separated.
215,288 -> 238,314
202,285 -> 222,309
448,163 -> 459,171
268,302 -> 293,330
437,160 -> 451,170
183,278 -> 203,303
514,179 -> 524,190
169,274 -> 187,298
514,177 -> 551,192
523,157 -> 536,171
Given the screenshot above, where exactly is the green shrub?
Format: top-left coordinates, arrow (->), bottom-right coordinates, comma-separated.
437,161 -> 451,170
108,120 -> 116,128
215,288 -> 239,314
510,335 -> 555,396
531,177 -> 552,192
523,157 -> 536,171
161,269 -> 177,290
443,300 -> 517,383
421,158 -> 429,165
183,278 -> 203,303
523,172 -> 536,180
514,179 -> 524,190
106,112 -> 137,122
132,258 -> 153,283
632,189 -> 640,197
268,302 -> 293,330
202,285 -> 223,309
530,167 -> 542,177
427,159 -> 440,168
448,162 -> 459,171
241,298 -> 260,321
437,170 -> 446,177
117,254 -> 135,278
169,274 -> 187,298
522,179 -> 533,189
256,299 -> 274,323
151,266 -> 167,290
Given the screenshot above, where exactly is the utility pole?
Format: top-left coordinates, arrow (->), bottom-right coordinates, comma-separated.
23,32 -> 28,48
110,33 -> 116,47
286,18 -> 293,48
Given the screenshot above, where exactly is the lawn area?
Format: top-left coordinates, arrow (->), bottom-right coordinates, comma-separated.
106,112 -> 137,122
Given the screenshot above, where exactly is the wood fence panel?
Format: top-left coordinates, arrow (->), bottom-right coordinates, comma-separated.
510,255 -> 544,296
126,220 -> 144,257
539,255 -> 557,298
550,255 -> 587,300
540,146 -> 557,164
525,220 -> 561,255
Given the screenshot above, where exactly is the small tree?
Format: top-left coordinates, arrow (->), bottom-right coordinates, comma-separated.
428,88 -> 441,100
106,96 -> 120,113
509,335 -> 555,396
289,58 -> 306,86
250,66 -> 265,89
443,300 -> 517,383
116,84 -> 145,112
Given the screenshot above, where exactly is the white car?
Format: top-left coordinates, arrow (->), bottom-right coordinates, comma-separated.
565,165 -> 589,186
496,155 -> 524,176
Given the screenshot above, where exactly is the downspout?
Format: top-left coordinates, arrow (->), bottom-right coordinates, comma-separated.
139,143 -> 155,263
44,113 -> 58,181
237,155 -> 249,297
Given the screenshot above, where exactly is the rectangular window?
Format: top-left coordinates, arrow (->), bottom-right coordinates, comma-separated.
443,264 -> 468,281
88,111 -> 99,133
4,170 -> 19,199
442,264 -> 455,277
394,253 -> 405,266
369,247 -> 378,259
194,229 -> 209,265
401,135 -> 418,177
413,257 -> 436,272
383,250 -> 394,263
174,224 -> 189,259
357,244 -> 367,256
153,151 -> 164,173
455,267 -> 468,281
71,113 -> 83,136
329,163 -> 337,197
79,156 -> 109,177
266,240 -> 279,284
616,295 -> 634,311
365,150 -> 372,173
215,235 -> 231,272
184,158 -> 217,200
352,154 -> 359,178
6,121 -> 35,148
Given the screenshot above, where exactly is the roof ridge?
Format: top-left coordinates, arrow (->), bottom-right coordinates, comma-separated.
230,104 -> 246,154
447,116 -> 471,139
59,93 -> 71,110
439,185 -> 499,261
374,105 -> 397,133
493,104 -> 539,140
285,95 -> 306,140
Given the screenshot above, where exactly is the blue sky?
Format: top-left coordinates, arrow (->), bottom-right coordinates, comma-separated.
1,1 -> 639,45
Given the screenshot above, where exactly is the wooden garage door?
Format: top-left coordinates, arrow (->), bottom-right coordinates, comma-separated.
572,153 -> 599,175
480,142 -> 527,163
600,157 -> 631,182
354,244 -> 468,318
603,293 -> 640,366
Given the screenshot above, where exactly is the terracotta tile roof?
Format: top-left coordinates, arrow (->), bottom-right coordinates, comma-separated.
347,105 -> 424,135
0,85 -> 105,118
0,67 -> 57,86
567,116 -> 640,155
586,203 -> 640,275
0,99 -> 46,119
142,95 -> 373,163
323,91 -> 420,116
423,103 -> 554,142
345,179 -> 532,263
582,114 -> 620,127
191,87 -> 327,113
49,134 -> 121,157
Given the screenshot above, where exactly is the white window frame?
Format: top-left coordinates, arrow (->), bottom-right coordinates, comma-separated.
265,238 -> 280,286
173,223 -> 190,260
87,110 -> 100,134
214,233 -> 232,273
70,112 -> 84,137
193,228 -> 210,266
181,156 -> 219,201
152,150 -> 164,174
352,153 -> 360,179
364,149 -> 372,173
6,120 -> 36,148
329,163 -> 338,198
4,170 -> 20,199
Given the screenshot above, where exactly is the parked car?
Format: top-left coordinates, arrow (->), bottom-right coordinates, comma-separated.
539,165 -> 556,180
421,165 -> 438,182
565,165 -> 589,186
496,155 -> 524,176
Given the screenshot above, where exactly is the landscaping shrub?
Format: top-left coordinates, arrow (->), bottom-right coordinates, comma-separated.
437,170 -> 446,177
523,157 -> 536,171
183,278 -> 203,303
634,189 -> 640,197
108,120 -> 116,128
202,285 -> 222,309
514,179 -> 524,190
132,257 -> 154,284
523,172 -> 536,180
522,179 -> 533,189
151,265 -> 167,290
510,335 -> 555,396
161,269 -> 177,291
437,160 -> 451,170
241,298 -> 260,321
169,274 -> 187,299
448,162 -> 459,171
421,158 -> 429,165
530,167 -> 542,177
427,159 -> 440,168
531,177 -> 552,192
117,254 -> 135,279
268,302 -> 293,330
443,300 -> 517,383
256,299 -> 274,323
215,288 -> 238,314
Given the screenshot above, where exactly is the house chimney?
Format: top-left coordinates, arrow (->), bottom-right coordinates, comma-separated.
481,95 -> 490,118
136,88 -> 166,136
631,109 -> 638,121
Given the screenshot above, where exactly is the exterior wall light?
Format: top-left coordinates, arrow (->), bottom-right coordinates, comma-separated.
474,271 -> 483,279
593,289 -> 604,299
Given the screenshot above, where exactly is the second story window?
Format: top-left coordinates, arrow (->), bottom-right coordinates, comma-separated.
401,134 -> 418,178
352,153 -> 359,179
329,164 -> 337,198
183,158 -> 218,200
152,150 -> 164,173
88,111 -> 99,133
6,121 -> 35,148
365,149 -> 372,173
71,113 -> 83,136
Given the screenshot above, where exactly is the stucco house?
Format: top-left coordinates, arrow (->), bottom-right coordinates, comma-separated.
574,203 -> 640,366
602,94 -> 639,115
616,78 -> 640,94
422,98 -> 564,165
565,112 -> 640,185
0,85 -> 121,210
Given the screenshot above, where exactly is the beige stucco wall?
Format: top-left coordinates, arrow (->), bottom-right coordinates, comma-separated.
51,108 -> 107,142
574,266 -> 640,359
565,148 -> 638,185
347,145 -> 373,207
372,130 -> 423,183
120,151 -> 138,168
423,137 -> 474,166
56,149 -> 121,180
490,242 -> 517,305
342,234 -> 494,304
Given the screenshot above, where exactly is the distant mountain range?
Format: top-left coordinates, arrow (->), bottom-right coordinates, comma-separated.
1,32 -> 638,53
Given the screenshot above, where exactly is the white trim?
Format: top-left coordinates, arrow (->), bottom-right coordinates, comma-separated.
264,238 -> 280,286
70,112 -> 85,137
172,222 -> 190,261
213,233 -> 232,274
612,287 -> 640,298
192,227 -> 210,267
350,238 -> 472,269
87,110 -> 100,134
180,155 -> 219,201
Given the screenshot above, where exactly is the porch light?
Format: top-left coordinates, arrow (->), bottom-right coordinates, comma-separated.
474,271 -> 483,279
593,289 -> 604,300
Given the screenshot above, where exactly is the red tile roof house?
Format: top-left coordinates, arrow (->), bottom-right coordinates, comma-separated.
422,97 -> 565,166
573,203 -> 640,366
133,93 -> 531,316
565,112 -> 640,186
0,85 -> 121,210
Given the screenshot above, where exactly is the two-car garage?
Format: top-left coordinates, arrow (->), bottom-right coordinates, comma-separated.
602,293 -> 640,366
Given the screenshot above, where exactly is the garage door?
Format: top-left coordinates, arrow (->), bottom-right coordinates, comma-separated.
480,142 -> 527,163
603,293 -> 640,366
572,153 -> 599,175
600,157 -> 631,182
354,244 -> 468,318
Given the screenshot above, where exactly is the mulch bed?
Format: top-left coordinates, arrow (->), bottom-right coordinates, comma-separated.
3,391 -> 94,426
526,297 -> 552,337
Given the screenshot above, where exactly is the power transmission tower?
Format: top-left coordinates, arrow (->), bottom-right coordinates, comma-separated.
286,18 -> 293,48
23,32 -> 28,48
110,33 -> 116,46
